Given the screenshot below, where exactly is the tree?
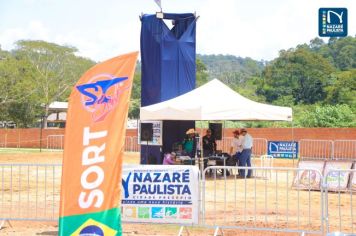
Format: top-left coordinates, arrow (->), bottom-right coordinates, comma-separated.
196,58 -> 208,87
298,104 -> 356,127
309,37 -> 325,51
0,47 -> 39,127
197,54 -> 264,86
319,36 -> 356,70
258,47 -> 335,105
336,45 -> 356,70
0,49 -> 36,106
128,70 -> 141,119
7,102 -> 41,128
325,69 -> 356,107
14,40 -> 95,127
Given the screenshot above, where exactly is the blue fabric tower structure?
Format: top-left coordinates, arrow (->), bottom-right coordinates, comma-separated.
140,13 -> 197,163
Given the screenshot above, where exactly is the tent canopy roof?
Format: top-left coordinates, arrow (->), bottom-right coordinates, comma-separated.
140,79 -> 292,121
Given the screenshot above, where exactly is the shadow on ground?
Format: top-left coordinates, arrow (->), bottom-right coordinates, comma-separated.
36,231 -> 58,235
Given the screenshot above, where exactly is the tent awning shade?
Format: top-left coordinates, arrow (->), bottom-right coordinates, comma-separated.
140,79 -> 292,121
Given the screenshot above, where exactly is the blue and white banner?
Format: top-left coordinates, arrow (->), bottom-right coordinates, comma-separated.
121,165 -> 199,224
268,141 -> 298,158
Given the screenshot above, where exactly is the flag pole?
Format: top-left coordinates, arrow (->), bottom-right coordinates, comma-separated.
154,0 -> 162,13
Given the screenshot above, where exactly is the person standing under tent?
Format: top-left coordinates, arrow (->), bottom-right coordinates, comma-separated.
202,129 -> 217,157
238,128 -> 253,178
229,129 -> 242,165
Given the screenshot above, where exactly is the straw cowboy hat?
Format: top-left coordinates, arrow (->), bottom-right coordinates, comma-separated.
233,130 -> 240,135
186,128 -> 195,135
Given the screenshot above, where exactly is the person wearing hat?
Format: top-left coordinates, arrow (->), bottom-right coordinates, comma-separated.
182,128 -> 198,158
230,130 -> 242,163
238,128 -> 253,178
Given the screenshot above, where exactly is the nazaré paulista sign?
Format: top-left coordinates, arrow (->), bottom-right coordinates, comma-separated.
319,8 -> 348,37
121,165 -> 199,224
268,141 -> 298,158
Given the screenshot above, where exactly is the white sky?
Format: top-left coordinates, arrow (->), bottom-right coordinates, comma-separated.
0,0 -> 355,61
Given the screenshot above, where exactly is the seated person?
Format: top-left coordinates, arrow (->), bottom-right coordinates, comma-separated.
182,128 -> 197,158
172,142 -> 183,154
163,152 -> 178,165
203,129 -> 217,157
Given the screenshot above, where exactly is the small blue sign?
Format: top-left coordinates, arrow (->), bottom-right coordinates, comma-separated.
268,141 -> 298,159
319,8 -> 348,37
151,207 -> 164,219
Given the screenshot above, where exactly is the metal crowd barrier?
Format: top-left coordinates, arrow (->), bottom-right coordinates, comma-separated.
333,140 -> 356,160
0,138 -> 47,149
253,138 -> 268,156
216,137 -> 267,156
1,164 -> 356,235
216,137 -> 233,153
1,136 -> 355,160
201,166 -> 325,235
300,139 -> 356,161
300,139 -> 334,160
324,169 -> 356,234
46,135 -> 140,152
0,134 -> 6,148
0,136 -> 140,152
124,136 -> 140,152
46,135 -> 64,150
0,164 -> 61,222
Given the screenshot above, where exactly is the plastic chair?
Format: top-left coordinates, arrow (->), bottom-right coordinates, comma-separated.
260,155 -> 274,179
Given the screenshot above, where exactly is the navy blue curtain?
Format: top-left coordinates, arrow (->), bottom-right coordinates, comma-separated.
140,13 -> 197,163
141,13 -> 196,105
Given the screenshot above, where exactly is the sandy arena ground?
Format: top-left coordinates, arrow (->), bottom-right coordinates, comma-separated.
0,150 -> 354,235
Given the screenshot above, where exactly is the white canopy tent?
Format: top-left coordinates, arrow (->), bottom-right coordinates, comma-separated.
140,79 -> 292,121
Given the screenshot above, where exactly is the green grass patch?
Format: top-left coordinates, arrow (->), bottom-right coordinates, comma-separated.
0,148 -> 62,154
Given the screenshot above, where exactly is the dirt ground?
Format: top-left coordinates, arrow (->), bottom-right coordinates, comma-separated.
0,150 -> 353,235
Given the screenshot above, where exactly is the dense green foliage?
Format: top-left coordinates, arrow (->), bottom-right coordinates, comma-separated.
298,105 -> 356,127
0,40 -> 95,127
254,37 -> 356,127
196,37 -> 355,127
0,37 -> 355,127
257,37 -> 356,107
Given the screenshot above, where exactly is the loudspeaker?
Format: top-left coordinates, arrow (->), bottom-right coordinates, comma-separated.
209,123 -> 222,140
141,123 -> 153,142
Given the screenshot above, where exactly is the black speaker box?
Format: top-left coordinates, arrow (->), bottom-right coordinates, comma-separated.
209,123 -> 222,140
140,123 -> 153,142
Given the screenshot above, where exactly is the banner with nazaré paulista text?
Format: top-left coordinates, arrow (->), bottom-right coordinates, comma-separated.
121,165 -> 200,225
59,52 -> 139,236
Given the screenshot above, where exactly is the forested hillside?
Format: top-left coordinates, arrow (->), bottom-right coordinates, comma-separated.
197,54 -> 265,101
0,36 -> 355,127
197,54 -> 264,84
255,37 -> 356,127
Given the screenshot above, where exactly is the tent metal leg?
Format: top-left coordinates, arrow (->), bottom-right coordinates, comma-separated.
213,226 -> 224,236
0,220 -> 12,230
177,225 -> 190,236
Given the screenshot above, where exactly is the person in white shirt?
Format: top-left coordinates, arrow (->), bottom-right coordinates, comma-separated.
229,130 -> 242,163
238,128 -> 253,178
